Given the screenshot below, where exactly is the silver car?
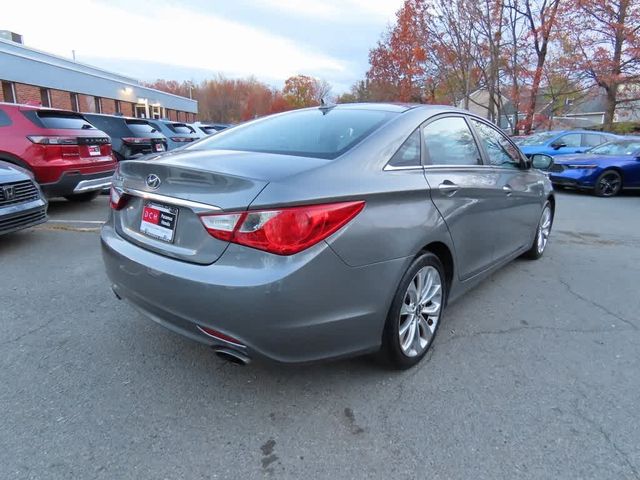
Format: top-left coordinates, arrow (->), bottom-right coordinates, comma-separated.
102,104 -> 554,369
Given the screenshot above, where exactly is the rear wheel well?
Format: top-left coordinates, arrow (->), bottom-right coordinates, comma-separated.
420,242 -> 454,292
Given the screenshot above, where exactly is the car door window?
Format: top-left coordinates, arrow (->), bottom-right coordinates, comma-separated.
423,117 -> 481,166
388,129 -> 421,167
558,133 -> 581,147
470,119 -> 521,169
583,133 -> 604,148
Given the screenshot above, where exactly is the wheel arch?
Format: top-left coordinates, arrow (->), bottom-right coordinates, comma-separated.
419,241 -> 454,293
0,151 -> 32,172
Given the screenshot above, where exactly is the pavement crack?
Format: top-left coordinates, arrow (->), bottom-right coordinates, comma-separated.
0,316 -> 57,346
558,278 -> 637,331
571,404 -> 640,480
439,324 -> 623,346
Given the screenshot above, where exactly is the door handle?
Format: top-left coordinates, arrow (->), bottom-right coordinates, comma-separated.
438,182 -> 460,196
503,185 -> 513,196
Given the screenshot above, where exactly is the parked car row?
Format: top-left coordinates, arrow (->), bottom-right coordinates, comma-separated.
0,101 -> 233,235
0,102 -> 231,204
515,128 -> 640,196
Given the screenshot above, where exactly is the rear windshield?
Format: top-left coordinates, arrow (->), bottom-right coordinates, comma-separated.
193,108 -> 396,159
126,121 -> 158,136
201,127 -> 218,134
36,112 -> 94,130
168,123 -> 194,134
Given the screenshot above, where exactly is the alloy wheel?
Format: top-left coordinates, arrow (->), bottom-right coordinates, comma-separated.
598,172 -> 621,197
537,206 -> 552,254
398,266 -> 442,357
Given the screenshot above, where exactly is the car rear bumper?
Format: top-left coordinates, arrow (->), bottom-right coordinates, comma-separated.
41,170 -> 115,197
0,198 -> 47,235
101,221 -> 408,364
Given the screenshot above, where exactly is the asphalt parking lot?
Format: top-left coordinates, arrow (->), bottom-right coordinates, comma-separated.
1,191 -> 639,479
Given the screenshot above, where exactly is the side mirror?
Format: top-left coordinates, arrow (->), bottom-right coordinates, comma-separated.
531,154 -> 553,170
551,142 -> 566,150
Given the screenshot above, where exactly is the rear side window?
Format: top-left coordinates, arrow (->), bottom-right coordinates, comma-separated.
31,111 -> 94,129
201,127 -> 218,134
583,133 -> 604,147
423,117 -> 481,166
388,130 -> 421,167
0,109 -> 11,127
195,108 -> 396,160
471,119 -> 521,168
126,121 -> 158,135
169,123 -> 194,134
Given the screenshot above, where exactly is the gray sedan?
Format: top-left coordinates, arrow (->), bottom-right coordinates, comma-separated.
101,104 -> 554,369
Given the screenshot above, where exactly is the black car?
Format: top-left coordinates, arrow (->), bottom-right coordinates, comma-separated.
83,114 -> 168,160
0,161 -> 47,235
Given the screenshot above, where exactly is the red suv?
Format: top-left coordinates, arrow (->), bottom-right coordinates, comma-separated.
0,103 -> 117,201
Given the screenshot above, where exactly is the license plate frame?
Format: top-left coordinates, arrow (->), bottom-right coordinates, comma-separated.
139,201 -> 179,243
88,145 -> 101,156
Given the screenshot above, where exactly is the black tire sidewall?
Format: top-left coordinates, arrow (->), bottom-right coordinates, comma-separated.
382,252 -> 446,369
595,170 -> 622,197
524,201 -> 552,260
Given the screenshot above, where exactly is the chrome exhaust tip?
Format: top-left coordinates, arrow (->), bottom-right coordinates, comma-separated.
214,348 -> 250,366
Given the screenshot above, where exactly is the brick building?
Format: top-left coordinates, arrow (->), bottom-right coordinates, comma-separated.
0,33 -> 197,121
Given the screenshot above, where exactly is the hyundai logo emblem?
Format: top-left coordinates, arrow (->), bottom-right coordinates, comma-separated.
146,174 -> 161,190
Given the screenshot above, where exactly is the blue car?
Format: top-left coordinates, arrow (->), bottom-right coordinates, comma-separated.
517,130 -> 619,157
547,138 -> 640,196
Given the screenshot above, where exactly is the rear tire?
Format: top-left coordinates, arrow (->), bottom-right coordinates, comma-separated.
64,191 -> 100,202
381,252 -> 446,370
524,202 -> 553,260
594,170 -> 622,197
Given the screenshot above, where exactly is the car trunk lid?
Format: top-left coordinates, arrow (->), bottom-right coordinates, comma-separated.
113,149 -> 329,264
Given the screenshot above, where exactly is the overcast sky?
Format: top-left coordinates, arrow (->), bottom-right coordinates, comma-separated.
4,0 -> 403,93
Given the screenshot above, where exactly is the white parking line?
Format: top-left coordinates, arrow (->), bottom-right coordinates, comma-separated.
48,220 -> 105,224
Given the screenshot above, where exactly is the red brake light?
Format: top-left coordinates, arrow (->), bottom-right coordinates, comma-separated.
109,186 -> 128,210
170,137 -> 194,142
199,201 -> 365,255
27,135 -> 78,145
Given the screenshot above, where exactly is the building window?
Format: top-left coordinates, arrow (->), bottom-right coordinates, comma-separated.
40,88 -> 51,108
94,97 -> 102,114
70,93 -> 79,112
2,81 -> 16,103
114,100 -> 121,115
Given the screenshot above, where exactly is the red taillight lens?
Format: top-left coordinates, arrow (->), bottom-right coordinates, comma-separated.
170,137 -> 194,142
109,186 -> 128,210
199,201 -> 365,255
27,135 -> 78,145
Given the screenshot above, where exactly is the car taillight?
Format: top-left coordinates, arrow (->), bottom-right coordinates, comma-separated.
109,186 -> 128,210
170,137 -> 194,142
27,135 -> 78,145
122,137 -> 151,144
199,201 -> 365,255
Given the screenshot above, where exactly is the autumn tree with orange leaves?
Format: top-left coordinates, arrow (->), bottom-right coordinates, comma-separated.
146,74 -> 332,123
563,0 -> 640,128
